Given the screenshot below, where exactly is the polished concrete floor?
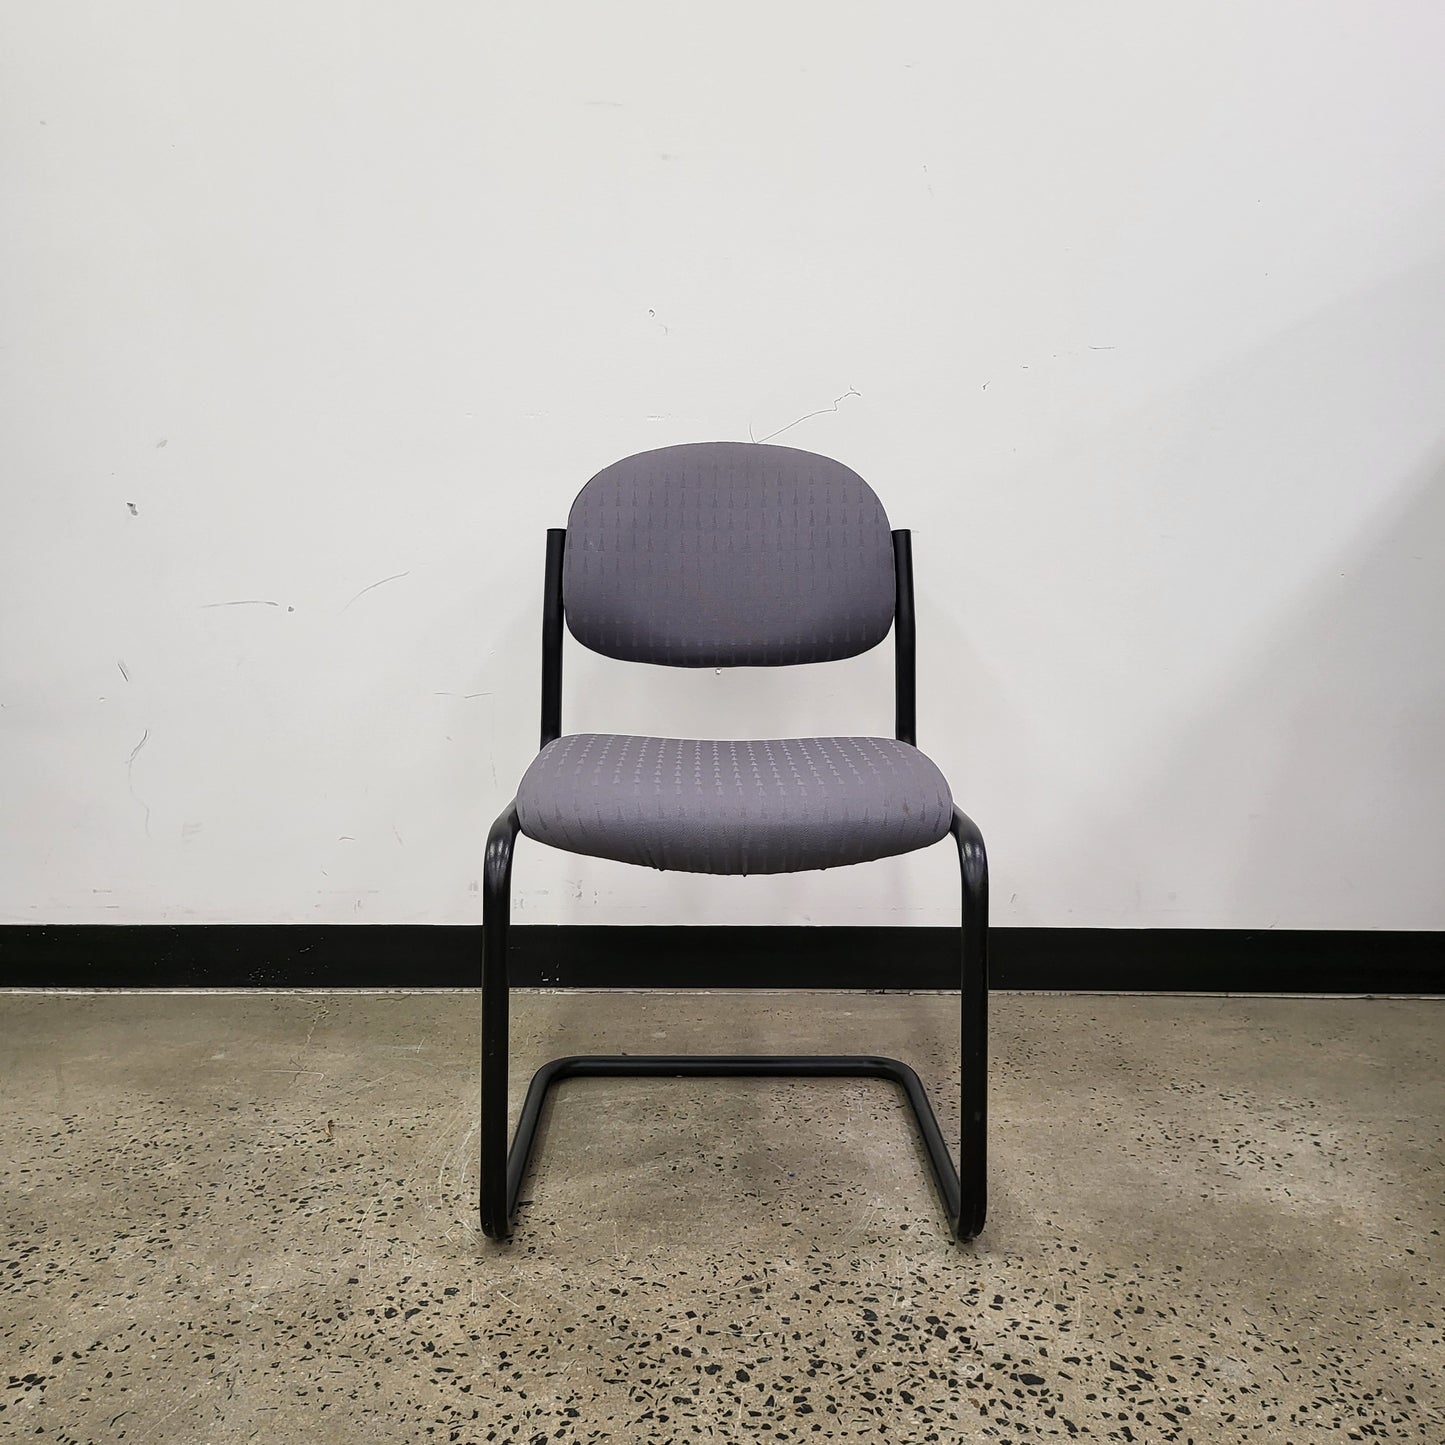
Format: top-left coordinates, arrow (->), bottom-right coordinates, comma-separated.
0,988 -> 1440,1442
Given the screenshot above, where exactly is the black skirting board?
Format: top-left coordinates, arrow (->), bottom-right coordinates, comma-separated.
1,925 -> 1440,993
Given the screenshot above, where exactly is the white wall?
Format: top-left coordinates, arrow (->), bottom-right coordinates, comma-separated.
3,2 -> 1443,930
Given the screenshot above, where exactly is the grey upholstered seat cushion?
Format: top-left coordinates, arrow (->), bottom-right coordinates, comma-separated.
516,734 -> 953,876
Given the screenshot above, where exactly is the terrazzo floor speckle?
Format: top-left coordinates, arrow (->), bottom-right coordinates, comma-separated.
1,989 -> 1440,1441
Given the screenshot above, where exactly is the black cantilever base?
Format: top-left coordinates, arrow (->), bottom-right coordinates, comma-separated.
494,1053 -> 973,1241
482,801 -> 989,1247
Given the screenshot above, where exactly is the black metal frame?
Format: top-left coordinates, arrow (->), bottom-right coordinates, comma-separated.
482,526 -> 988,1242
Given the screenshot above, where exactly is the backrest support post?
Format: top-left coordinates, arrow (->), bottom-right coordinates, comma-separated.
541,528 -> 566,748
893,529 -> 916,746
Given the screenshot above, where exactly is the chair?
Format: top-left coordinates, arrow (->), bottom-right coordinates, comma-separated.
482,441 -> 989,1242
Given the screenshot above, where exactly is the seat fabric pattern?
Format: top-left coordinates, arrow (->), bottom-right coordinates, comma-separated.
562,441 -> 896,667
516,733 -> 953,876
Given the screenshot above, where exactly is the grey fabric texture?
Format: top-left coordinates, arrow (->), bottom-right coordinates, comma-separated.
516,734 -> 953,876
562,441 -> 896,666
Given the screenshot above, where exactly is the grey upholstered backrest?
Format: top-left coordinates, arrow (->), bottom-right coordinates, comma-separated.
562,441 -> 896,667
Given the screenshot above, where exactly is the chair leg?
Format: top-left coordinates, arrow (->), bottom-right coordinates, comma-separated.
480,803 -> 520,1241
952,806 -> 989,1241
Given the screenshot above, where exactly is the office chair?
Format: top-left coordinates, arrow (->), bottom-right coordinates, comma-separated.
482,441 -> 988,1242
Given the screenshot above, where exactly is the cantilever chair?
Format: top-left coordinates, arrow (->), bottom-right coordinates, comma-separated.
482,441 -> 988,1242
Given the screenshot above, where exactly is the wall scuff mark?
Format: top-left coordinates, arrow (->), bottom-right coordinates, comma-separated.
342,572 -> 410,612
749,387 -> 860,444
126,728 -> 151,836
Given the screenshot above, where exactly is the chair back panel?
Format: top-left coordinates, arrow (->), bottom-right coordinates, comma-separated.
562,441 -> 895,666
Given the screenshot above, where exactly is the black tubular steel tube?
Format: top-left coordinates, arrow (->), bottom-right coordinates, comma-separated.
540,529 -> 566,749
480,803 -> 521,1241
892,530 -> 916,746
951,805 -> 990,1240
502,1054 -> 964,1230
